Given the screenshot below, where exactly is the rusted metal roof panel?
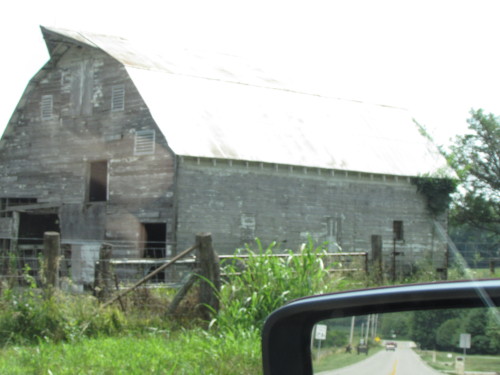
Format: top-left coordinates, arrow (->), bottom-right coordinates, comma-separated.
41,26 -> 453,177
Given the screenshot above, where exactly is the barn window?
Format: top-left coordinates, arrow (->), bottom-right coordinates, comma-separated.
41,95 -> 53,120
134,130 -> 156,155
393,220 -> 404,241
111,85 -> 125,111
89,161 -> 108,202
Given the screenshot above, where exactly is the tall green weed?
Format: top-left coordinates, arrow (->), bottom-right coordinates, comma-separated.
214,239 -> 345,332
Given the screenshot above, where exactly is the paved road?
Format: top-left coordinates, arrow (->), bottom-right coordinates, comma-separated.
316,341 -> 443,375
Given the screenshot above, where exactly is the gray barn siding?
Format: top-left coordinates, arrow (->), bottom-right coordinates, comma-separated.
175,158 -> 445,261
0,44 -> 176,259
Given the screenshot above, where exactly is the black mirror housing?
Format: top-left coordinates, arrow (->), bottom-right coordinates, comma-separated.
262,279 -> 500,375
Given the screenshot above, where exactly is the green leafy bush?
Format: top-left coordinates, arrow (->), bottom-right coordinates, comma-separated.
0,286 -> 124,345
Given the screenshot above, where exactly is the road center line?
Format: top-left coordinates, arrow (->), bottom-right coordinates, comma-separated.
389,359 -> 398,375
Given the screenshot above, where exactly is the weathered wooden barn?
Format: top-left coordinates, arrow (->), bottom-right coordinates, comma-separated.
0,26 -> 453,286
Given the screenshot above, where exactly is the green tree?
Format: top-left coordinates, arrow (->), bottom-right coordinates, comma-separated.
486,309 -> 500,353
448,109 -> 500,238
436,318 -> 461,351
463,308 -> 497,355
379,312 -> 411,339
410,310 -> 459,349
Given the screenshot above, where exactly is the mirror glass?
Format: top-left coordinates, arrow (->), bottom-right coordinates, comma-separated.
312,306 -> 500,374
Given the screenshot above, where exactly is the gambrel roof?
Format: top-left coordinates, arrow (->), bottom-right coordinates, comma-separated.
41,26 -> 452,177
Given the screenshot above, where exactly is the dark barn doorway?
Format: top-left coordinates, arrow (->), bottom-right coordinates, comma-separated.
19,212 -> 60,245
143,223 -> 167,259
18,212 -> 60,280
142,223 -> 167,282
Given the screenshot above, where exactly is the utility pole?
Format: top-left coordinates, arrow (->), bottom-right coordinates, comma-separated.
372,314 -> 378,338
349,316 -> 356,345
365,315 -> 371,344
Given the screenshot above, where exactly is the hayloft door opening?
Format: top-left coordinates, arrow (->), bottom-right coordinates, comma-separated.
89,161 -> 108,202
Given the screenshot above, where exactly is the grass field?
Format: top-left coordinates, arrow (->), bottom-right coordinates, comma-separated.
418,350 -> 500,373
0,330 -> 262,375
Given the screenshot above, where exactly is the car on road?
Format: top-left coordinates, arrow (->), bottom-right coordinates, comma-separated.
385,341 -> 396,351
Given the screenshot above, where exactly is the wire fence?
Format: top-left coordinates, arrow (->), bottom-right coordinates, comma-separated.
2,235 -> 496,299
0,238 -> 369,292
1,234 -> 497,317
452,243 -> 500,268
0,252 -> 196,291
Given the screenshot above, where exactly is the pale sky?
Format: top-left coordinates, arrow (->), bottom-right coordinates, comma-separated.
2,0 -> 500,147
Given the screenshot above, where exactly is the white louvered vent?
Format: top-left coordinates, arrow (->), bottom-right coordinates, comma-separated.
111,85 -> 125,111
134,130 -> 156,155
41,95 -> 53,120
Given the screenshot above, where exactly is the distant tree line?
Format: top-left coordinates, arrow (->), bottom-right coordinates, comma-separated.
380,308 -> 500,354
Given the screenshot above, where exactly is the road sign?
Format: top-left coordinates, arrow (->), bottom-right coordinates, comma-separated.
315,324 -> 327,340
459,333 -> 471,349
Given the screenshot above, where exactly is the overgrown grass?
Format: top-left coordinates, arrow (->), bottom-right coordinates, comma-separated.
0,239 -> 451,373
418,349 -> 500,373
0,329 -> 261,374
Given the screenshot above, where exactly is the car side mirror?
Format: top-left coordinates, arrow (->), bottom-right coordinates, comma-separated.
262,280 -> 500,375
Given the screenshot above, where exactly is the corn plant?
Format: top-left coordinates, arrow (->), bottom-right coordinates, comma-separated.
214,239 -> 344,332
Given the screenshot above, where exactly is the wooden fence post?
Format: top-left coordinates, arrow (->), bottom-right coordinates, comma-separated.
94,243 -> 113,302
196,233 -> 220,320
43,231 -> 60,288
371,235 -> 383,284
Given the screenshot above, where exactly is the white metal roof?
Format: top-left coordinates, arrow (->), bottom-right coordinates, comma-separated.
41,26 -> 453,177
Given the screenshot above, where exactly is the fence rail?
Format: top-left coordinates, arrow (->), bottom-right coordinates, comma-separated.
3,231 -> 498,318
0,252 -> 367,288
3,232 -> 495,297
0,233 -> 369,293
